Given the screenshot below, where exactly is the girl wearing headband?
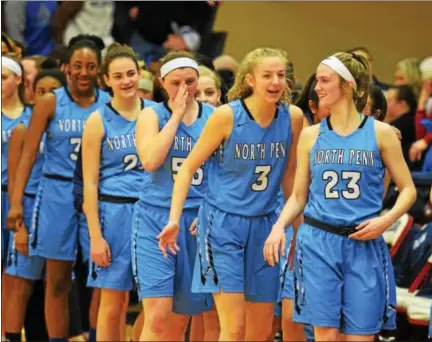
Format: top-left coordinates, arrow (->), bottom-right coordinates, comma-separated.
3,69 -> 66,342
159,47 -> 303,341
265,52 -> 416,341
7,36 -> 110,342
133,51 -> 214,341
1,55 -> 27,266
1,54 -> 30,340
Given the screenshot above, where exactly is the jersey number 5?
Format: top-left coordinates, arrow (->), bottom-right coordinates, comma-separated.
172,157 -> 203,186
323,170 -> 361,199
252,165 -> 271,191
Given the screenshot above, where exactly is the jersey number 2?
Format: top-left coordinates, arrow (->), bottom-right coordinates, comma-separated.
123,154 -> 142,171
323,170 -> 361,199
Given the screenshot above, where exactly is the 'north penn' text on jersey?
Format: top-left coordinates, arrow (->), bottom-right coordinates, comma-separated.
234,141 -> 287,160
106,133 -> 136,151
312,148 -> 377,167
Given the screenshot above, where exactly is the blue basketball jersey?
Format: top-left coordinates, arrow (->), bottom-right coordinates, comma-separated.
43,87 -> 110,178
140,101 -> 214,209
99,99 -> 154,198
1,106 -> 32,186
206,99 -> 292,216
20,107 -> 45,195
304,116 -> 385,226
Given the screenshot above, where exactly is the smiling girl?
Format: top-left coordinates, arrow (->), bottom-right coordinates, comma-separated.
265,52 -> 416,341
159,47 -> 303,341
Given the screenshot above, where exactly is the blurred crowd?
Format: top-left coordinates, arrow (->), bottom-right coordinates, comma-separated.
1,1 -> 431,173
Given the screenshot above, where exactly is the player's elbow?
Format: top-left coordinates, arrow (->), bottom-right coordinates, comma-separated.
142,159 -> 160,173
407,183 -> 417,206
292,188 -> 308,209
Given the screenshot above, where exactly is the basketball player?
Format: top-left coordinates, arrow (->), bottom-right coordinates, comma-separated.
82,43 -> 155,341
264,52 -> 416,341
7,36 -> 109,341
4,69 -> 66,342
1,54 -> 31,341
133,52 -> 214,341
159,48 -> 303,341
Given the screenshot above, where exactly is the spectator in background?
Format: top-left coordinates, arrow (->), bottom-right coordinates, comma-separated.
364,84 -> 388,121
13,40 -> 27,58
137,70 -> 155,100
1,33 -> 21,57
348,46 -> 391,90
385,85 -> 418,169
394,58 -> 423,98
21,55 -> 46,104
213,55 -> 239,104
409,57 -> 432,166
4,1 -> 57,56
48,44 -> 69,73
51,1 -> 115,49
128,1 -> 216,64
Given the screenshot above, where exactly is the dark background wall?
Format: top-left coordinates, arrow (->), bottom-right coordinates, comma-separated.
214,2 -> 432,84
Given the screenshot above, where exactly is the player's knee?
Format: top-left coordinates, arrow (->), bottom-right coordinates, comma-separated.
48,277 -> 70,298
224,320 -> 245,341
282,321 -> 305,341
226,329 -> 244,341
9,277 -> 33,298
314,326 -> 339,341
247,322 -> 272,340
100,296 -> 127,322
146,309 -> 171,334
205,319 -> 220,336
102,303 -> 123,324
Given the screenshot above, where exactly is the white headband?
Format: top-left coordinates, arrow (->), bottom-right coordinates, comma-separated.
321,56 -> 357,89
2,56 -> 22,76
160,57 -> 199,78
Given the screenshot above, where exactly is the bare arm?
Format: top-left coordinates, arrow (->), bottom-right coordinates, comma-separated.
136,107 -> 182,172
264,125 -> 317,266
302,116 -> 311,128
378,122 -> 417,223
281,106 -> 304,202
168,105 -> 233,224
10,94 -> 55,208
275,126 -> 318,228
383,170 -> 391,199
82,111 -> 104,241
281,106 -> 304,229
350,122 -> 417,240
7,124 -> 26,202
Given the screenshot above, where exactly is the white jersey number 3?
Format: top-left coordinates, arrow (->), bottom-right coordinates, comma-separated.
252,165 -> 271,191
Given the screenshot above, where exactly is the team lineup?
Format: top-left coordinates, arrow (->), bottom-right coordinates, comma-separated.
1,35 -> 418,342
